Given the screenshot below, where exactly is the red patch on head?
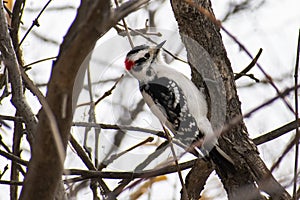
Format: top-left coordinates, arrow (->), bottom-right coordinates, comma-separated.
125,59 -> 134,71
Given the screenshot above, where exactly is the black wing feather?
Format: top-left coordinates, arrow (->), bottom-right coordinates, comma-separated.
140,77 -> 204,146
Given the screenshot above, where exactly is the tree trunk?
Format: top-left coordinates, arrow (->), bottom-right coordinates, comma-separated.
19,1 -> 150,199
170,1 -> 291,199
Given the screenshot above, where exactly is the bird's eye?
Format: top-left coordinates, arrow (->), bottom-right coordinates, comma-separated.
135,57 -> 147,65
135,53 -> 150,66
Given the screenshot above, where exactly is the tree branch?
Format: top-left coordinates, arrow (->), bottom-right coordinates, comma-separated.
253,119 -> 300,145
0,0 -> 37,146
65,159 -> 196,180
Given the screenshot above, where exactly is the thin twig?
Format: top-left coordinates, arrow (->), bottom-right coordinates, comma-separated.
87,65 -> 99,165
0,164 -> 8,179
99,137 -> 154,170
95,74 -> 124,106
222,1 -> 251,22
114,0 -> 134,48
82,67 -> 93,157
99,98 -> 145,177
117,23 -> 188,64
64,159 -> 196,181
0,149 -> 28,166
163,127 -> 188,200
77,74 -> 124,108
3,2 -> 13,18
0,114 -> 23,122
234,48 -> 262,80
84,65 -> 100,198
270,136 -> 299,172
23,56 -> 57,69
253,119 -> 300,145
18,0 -> 52,47
238,73 -> 290,88
236,73 -> 259,82
293,28 -> 300,200
69,135 -> 111,195
69,135 -> 94,170
0,180 -> 23,186
72,122 -> 165,137
0,135 -> 12,153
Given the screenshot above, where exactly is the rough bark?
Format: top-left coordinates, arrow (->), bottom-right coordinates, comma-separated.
184,159 -> 213,199
170,1 -> 291,200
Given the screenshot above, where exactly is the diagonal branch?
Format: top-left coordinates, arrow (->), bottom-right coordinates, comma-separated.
253,119 -> 300,145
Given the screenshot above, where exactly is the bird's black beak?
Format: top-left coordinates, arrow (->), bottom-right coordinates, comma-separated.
156,40 -> 166,49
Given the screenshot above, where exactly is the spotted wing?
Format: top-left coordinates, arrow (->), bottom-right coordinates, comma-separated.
140,77 -> 204,146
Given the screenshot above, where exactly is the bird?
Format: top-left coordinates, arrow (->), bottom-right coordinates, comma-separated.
124,41 -> 234,172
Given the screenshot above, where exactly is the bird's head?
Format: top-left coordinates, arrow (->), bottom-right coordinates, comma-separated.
124,41 -> 166,82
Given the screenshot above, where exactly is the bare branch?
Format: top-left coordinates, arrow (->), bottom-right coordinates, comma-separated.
23,56 -> 57,70
253,119 -> 300,145
292,29 -> 300,199
0,180 -> 23,186
98,137 -> 154,170
234,48 -> 262,80
238,73 -> 290,88
0,0 -> 37,145
69,135 -> 111,196
65,159 -> 196,180
0,149 -> 28,166
114,0 -> 134,47
19,0 -> 52,47
72,122 -> 164,137
271,136 -> 299,172
95,74 -> 124,105
113,0 -> 150,21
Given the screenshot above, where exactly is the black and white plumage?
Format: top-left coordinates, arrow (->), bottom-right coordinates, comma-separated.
140,77 -> 204,146
124,41 -> 234,171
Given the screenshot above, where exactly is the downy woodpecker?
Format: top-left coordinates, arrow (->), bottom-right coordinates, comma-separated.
124,41 -> 234,171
